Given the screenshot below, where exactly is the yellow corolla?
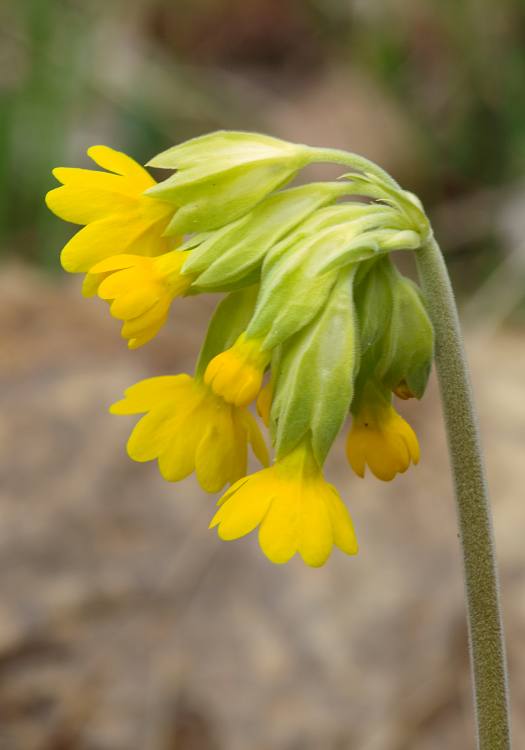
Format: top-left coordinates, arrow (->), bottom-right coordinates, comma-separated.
346,399 -> 420,481
45,145 -> 176,274
204,333 -> 270,407
210,439 -> 358,567
83,250 -> 194,349
110,374 -> 269,493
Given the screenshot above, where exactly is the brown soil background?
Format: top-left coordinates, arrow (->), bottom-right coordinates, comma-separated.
0,264 -> 523,750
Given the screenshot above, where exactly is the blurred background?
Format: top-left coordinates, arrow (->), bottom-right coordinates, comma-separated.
1,0 -> 524,748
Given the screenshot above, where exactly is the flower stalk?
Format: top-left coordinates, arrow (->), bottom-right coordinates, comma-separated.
416,236 -> 511,750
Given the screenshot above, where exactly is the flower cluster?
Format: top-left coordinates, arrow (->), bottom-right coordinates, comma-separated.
47,132 -> 434,567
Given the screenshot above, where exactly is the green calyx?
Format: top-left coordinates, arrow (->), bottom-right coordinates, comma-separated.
353,257 -> 434,401
245,206 -> 419,350
378,266 -> 434,399
147,131 -> 312,234
183,181 -> 353,292
271,267 -> 359,464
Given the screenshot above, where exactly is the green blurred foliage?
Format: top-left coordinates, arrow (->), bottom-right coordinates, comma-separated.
1,0 -> 525,278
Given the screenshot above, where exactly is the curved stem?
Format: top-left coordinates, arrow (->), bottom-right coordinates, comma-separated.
416,236 -> 511,750
307,147 -> 402,190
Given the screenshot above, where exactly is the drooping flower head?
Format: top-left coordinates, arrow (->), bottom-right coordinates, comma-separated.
47,131 -> 435,566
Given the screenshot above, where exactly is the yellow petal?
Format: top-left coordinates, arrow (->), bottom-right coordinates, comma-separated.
127,319 -> 167,349
238,410 -> 269,467
98,266 -> 143,299
195,414 -> 235,493
214,476 -> 252,509
235,369 -> 263,407
90,254 -> 142,274
211,478 -> 273,540
60,211 -> 170,272
87,145 -> 154,188
258,492 -> 298,564
82,271 -> 106,297
297,487 -> 334,567
51,167 -> 139,195
110,375 -> 192,415
229,417 -> 249,483
120,299 -> 170,337
325,487 -> 358,556
126,406 -> 180,462
366,433 -> 409,481
110,288 -> 159,320
45,184 -> 135,225
157,415 -> 203,481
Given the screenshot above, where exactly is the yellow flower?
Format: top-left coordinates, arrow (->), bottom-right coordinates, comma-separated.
210,439 -> 358,567
110,374 -> 269,493
83,250 -> 194,349
46,145 -> 176,273
346,399 -> 420,481
204,333 -> 270,407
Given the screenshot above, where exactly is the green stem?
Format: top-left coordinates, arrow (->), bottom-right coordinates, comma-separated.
416,236 -> 511,750
308,147 -> 402,190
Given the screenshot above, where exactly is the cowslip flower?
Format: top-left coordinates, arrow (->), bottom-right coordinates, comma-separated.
110,374 -> 268,493
45,145 -> 176,274
346,384 -> 420,481
47,131 -> 435,567
210,438 -> 358,567
204,333 -> 270,406
84,250 -> 194,348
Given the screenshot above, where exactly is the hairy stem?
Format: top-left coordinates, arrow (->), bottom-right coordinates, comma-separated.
416,235 -> 511,749
308,147 -> 402,189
